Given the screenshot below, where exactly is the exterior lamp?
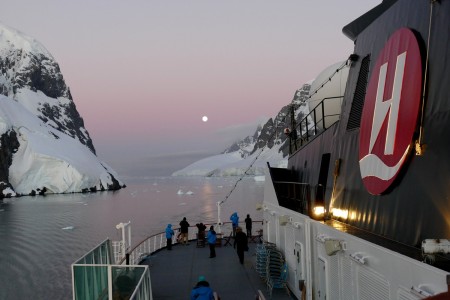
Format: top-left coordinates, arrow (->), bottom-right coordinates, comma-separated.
313,206 -> 325,217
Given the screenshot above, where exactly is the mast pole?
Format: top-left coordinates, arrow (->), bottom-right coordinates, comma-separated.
217,201 -> 222,233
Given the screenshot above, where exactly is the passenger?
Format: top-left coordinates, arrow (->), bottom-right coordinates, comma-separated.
190,275 -> 214,300
179,217 -> 190,245
196,222 -> 207,241
230,212 -> 239,237
234,227 -> 248,264
165,224 -> 174,250
244,214 -> 252,237
207,225 -> 217,258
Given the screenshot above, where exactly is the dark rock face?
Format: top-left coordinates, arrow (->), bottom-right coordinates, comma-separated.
38,100 -> 96,154
0,37 -> 96,154
106,173 -> 122,190
0,131 -> 19,198
221,84 -> 311,159
0,24 -> 123,196
222,126 -> 262,158
15,52 -> 70,99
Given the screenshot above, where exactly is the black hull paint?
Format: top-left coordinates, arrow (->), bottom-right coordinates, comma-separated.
287,0 -> 450,247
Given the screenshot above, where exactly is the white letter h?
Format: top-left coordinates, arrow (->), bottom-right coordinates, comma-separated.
369,52 -> 407,155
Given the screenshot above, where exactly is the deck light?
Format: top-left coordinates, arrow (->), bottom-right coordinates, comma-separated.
331,208 -> 349,219
313,206 -> 325,216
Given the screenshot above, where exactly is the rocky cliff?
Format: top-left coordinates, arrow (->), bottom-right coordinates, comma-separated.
173,83 -> 311,176
0,23 -> 123,197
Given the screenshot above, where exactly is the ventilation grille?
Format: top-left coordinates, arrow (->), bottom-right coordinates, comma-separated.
340,256 -> 354,300
329,254 -> 340,297
347,55 -> 370,130
358,266 -> 390,300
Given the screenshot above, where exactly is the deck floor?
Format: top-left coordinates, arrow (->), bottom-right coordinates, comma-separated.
141,239 -> 296,300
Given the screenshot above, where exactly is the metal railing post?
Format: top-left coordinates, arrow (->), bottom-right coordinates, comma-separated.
322,100 -> 326,130
313,109 -> 317,135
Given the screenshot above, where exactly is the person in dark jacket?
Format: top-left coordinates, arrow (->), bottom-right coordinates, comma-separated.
234,226 -> 248,264
165,224 -> 174,250
244,214 -> 252,237
196,222 -> 207,242
179,217 -> 190,245
206,225 -> 217,258
190,275 -> 214,300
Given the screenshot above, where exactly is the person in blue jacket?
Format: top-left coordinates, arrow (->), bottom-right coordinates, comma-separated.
206,225 -> 217,258
230,212 -> 239,237
165,224 -> 174,250
190,275 -> 214,300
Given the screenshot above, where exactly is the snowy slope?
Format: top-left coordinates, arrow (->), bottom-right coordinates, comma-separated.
0,96 -> 122,195
173,144 -> 287,177
172,83 -> 313,177
173,59 -> 348,178
0,23 -> 123,197
0,23 -> 94,152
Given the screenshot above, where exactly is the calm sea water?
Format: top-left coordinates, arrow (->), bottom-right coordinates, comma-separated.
0,176 -> 264,300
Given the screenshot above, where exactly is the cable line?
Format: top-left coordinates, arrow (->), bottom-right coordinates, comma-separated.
219,55 -> 353,206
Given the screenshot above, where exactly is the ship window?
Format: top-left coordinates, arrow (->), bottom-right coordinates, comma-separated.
346,54 -> 370,130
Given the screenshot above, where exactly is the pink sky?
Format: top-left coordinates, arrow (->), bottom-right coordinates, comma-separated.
1,0 -> 381,176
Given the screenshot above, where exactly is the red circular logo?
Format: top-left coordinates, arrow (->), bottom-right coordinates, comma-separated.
359,28 -> 422,195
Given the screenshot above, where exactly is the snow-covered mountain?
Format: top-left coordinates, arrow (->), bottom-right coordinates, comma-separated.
0,23 -> 123,197
173,56 -> 350,178
173,83 -> 312,177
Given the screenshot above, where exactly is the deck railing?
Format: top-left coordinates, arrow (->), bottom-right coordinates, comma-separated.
121,221 -> 265,265
72,239 -> 152,300
293,96 -> 343,149
73,220 -> 264,299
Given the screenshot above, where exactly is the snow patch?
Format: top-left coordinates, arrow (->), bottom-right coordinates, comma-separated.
0,95 -> 123,194
173,144 -> 287,177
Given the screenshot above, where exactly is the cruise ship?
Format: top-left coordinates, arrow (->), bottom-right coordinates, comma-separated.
263,0 -> 450,299
71,0 -> 450,299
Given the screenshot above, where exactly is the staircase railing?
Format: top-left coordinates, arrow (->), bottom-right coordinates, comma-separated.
294,96 -> 343,149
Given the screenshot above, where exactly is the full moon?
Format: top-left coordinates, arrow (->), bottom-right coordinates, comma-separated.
202,116 -> 208,122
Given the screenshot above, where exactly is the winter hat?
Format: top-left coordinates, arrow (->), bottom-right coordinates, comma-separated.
198,275 -> 206,282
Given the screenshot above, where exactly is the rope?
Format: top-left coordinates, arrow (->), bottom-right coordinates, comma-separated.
220,55 -> 352,206
219,112 -> 289,205
417,0 -> 436,153
300,60 -> 348,104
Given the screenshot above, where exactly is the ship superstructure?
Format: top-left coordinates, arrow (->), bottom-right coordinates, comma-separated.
263,0 -> 450,299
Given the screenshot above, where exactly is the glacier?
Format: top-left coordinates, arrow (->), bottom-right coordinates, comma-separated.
0,22 -> 123,197
0,95 -> 123,196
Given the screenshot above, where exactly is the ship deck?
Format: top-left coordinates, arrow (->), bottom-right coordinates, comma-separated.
141,239 -> 297,300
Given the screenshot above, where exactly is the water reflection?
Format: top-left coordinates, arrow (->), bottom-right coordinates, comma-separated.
0,176 -> 264,300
